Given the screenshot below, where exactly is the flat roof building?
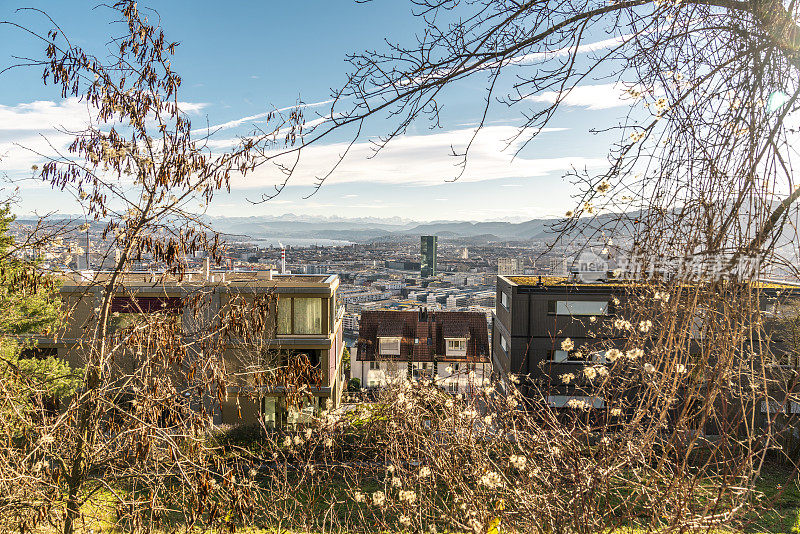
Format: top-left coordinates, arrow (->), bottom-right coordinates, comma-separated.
24,270 -> 345,428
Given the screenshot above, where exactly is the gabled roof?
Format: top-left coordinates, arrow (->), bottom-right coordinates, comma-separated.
442,320 -> 470,339
357,310 -> 489,363
377,321 -> 403,337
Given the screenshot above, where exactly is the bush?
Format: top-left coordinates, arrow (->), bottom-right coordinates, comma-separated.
347,378 -> 361,392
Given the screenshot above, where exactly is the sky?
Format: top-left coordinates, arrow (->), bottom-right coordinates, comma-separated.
0,1 -> 636,222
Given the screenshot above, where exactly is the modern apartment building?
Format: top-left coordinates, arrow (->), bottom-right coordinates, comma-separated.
352,309 -> 490,392
24,270 -> 345,427
420,236 -> 437,278
497,257 -> 523,276
492,274 -> 800,413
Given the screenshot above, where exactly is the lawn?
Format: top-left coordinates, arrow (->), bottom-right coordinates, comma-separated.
24,464 -> 800,533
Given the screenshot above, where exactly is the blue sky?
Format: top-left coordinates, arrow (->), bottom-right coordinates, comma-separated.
0,1 -> 633,222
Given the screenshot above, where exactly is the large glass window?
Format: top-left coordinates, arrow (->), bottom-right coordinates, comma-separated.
277,298 -> 292,334
553,300 -> 608,316
294,298 -> 323,334
549,349 -> 590,363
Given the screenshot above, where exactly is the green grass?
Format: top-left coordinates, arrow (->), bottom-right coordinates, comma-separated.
23,464 -> 800,533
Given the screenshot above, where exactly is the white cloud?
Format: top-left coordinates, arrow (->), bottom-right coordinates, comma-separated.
0,97 -> 206,134
195,98 -> 334,134
512,35 -> 634,65
527,82 -> 643,110
0,98 -> 95,132
224,125 -> 603,189
0,98 -> 207,173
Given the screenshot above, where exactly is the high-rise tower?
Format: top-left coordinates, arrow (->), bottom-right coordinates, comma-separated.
420,235 -> 437,278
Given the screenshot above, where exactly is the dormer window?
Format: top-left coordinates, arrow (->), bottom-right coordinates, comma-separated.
378,336 -> 401,356
445,338 -> 467,357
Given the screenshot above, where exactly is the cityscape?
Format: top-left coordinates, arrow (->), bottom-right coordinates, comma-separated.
1,1 -> 799,533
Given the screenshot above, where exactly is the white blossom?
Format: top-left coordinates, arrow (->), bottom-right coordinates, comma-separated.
567,398 -> 592,411
626,348 -> 644,360
399,490 -> 417,504
509,454 -> 527,470
372,490 -> 386,506
614,318 -> 633,331
561,338 -> 575,351
478,471 -> 502,489
560,373 -> 575,384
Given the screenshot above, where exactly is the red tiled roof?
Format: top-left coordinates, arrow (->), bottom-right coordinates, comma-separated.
357,310 -> 489,363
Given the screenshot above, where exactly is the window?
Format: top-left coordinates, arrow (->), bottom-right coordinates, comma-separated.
547,395 -> 605,408
447,339 -> 465,350
329,292 -> 335,328
277,298 -> 291,334
108,296 -> 183,335
501,291 -> 511,310
19,347 -> 58,359
294,298 -> 323,334
548,349 -> 589,363
500,335 -> 509,353
379,336 -> 401,356
550,300 -> 608,316
412,362 -> 432,380
369,361 -> 380,370
446,338 -> 467,357
761,299 -> 778,316
277,297 -> 324,335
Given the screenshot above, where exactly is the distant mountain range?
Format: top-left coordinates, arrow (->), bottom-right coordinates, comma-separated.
207,215 -> 566,243
12,213 -> 593,244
